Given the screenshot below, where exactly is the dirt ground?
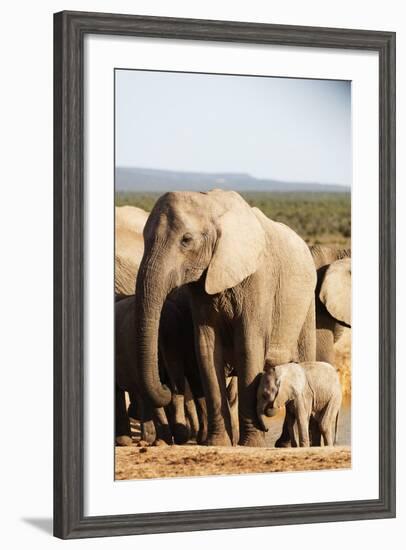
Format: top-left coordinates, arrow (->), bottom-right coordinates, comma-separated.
115,444 -> 351,480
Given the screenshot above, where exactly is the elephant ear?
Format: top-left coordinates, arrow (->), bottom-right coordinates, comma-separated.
205,191 -> 266,295
319,258 -> 351,327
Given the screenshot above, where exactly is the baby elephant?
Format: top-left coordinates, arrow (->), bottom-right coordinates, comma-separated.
257,360 -> 342,447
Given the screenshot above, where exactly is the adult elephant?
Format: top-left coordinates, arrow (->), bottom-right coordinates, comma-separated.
115,205 -> 149,297
135,190 -> 317,447
310,246 -> 351,363
274,245 -> 351,448
115,204 -> 211,445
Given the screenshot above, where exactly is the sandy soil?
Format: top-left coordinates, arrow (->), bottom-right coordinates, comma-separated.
115,444 -> 351,480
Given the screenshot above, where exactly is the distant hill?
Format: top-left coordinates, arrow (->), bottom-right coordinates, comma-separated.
116,167 -> 350,194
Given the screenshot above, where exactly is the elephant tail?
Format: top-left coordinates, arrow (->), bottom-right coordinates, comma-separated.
334,410 -> 340,445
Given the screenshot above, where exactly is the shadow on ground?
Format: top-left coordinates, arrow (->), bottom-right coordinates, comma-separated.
22,518 -> 53,535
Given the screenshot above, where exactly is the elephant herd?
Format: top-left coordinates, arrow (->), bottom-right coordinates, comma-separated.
115,190 -> 351,449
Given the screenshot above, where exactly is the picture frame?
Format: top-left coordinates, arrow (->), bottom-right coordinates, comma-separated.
54,10 -> 396,539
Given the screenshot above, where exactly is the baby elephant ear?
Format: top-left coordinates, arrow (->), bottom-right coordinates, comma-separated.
205,191 -> 266,295
319,258 -> 351,327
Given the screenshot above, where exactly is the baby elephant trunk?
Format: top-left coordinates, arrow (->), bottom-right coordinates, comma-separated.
264,404 -> 278,417
256,401 -> 278,432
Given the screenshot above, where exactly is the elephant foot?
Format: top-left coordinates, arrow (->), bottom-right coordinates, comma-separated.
127,402 -> 139,420
197,432 -> 208,446
206,432 -> 232,447
196,423 -> 208,445
173,423 -> 190,445
274,437 -> 291,448
239,431 -> 266,447
156,425 -> 173,445
141,420 -> 156,444
153,438 -> 170,447
115,435 -> 133,447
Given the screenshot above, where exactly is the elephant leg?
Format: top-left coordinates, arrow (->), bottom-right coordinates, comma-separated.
321,425 -> 334,446
115,385 -> 132,446
183,341 -> 207,444
185,367 -> 207,445
320,396 -> 341,446
185,402 -> 199,441
127,390 -> 141,420
195,324 -> 232,446
159,344 -> 189,445
295,399 -> 310,447
235,331 -> 266,447
140,421 -> 156,444
184,381 -> 200,441
153,407 -> 173,445
276,405 -> 296,448
286,409 -> 298,448
137,394 -> 157,444
298,297 -> 316,362
226,376 -> 239,446
309,416 -> 322,446
195,396 -> 208,445
170,392 -> 189,444
275,415 -> 291,448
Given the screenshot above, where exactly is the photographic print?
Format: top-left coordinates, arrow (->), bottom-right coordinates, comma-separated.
54,11 -> 395,538
114,69 -> 352,480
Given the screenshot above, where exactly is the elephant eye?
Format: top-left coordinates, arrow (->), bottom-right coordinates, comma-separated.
181,233 -> 193,247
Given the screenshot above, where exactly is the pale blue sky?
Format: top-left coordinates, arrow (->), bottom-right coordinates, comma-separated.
116,69 -> 351,186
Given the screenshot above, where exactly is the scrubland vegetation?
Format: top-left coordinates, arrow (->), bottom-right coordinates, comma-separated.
116,191 -> 351,247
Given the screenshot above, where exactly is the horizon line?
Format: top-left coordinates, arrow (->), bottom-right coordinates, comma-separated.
116,165 -> 350,189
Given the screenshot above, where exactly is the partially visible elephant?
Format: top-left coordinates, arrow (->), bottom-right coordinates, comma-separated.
275,245 -> 350,448
257,360 -> 342,447
310,246 -> 351,363
115,292 -> 207,446
115,296 -> 170,446
115,204 -> 211,446
134,190 -> 317,447
115,205 -> 149,297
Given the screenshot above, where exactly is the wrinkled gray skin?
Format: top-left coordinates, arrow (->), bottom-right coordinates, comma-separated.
275,246 -> 351,448
135,190 -> 317,447
115,293 -> 207,446
257,361 -> 342,446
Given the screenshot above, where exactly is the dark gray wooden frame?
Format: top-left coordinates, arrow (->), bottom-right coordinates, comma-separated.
54,10 -> 396,539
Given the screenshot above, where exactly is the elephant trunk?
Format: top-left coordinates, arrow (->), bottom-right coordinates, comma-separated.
257,412 -> 269,432
135,254 -> 173,408
256,398 -> 269,432
265,405 -> 278,417
257,400 -> 278,432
